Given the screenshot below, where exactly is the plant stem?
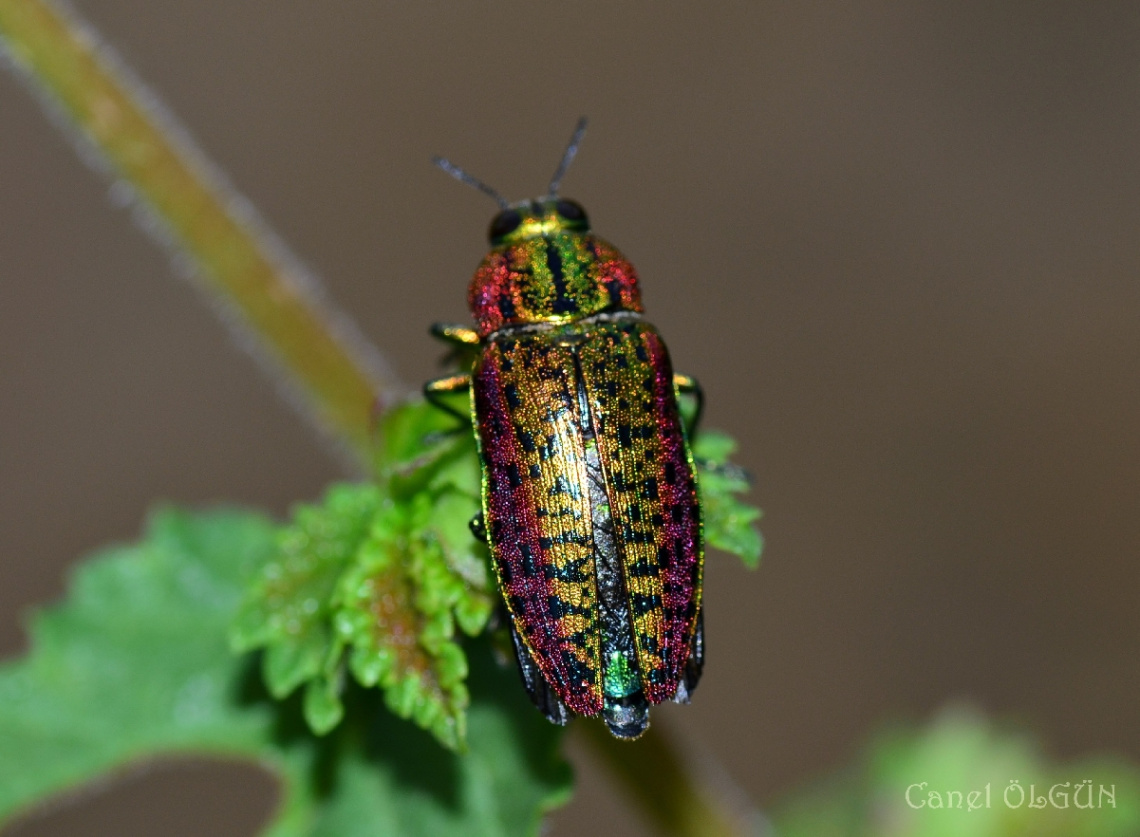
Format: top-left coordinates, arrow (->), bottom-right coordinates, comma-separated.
577,722 -> 761,837
0,2 -> 756,833
0,0 -> 402,463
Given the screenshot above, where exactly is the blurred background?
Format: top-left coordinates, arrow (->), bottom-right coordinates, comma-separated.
2,2 -> 1139,834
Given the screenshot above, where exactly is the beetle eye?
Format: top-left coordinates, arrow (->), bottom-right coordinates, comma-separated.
555,200 -> 587,223
489,209 -> 522,241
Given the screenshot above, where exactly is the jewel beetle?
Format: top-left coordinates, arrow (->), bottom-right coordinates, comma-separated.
424,119 -> 704,739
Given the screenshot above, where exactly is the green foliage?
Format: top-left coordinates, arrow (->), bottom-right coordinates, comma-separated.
693,430 -> 763,569
233,400 -> 494,749
0,507 -> 571,836
773,705 -> 1140,837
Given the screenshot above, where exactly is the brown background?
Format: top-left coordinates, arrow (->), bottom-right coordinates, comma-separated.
3,2 -> 1139,834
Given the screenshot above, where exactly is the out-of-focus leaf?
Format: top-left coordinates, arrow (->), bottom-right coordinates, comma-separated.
773,705 -> 1140,837
0,507 -> 571,835
693,430 -> 763,569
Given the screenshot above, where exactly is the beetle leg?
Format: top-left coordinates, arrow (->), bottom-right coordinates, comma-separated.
673,373 -> 704,440
423,374 -> 471,425
509,617 -> 571,726
430,323 -> 481,370
468,511 -> 487,543
429,322 -> 481,347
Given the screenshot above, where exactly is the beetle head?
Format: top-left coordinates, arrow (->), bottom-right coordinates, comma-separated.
435,119 -> 643,336
487,198 -> 590,246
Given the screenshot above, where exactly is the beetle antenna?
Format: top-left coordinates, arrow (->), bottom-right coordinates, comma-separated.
432,156 -> 510,209
547,116 -> 588,197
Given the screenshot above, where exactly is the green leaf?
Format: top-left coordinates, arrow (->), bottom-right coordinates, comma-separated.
773,705 -> 1140,837
234,400 -> 494,749
231,483 -> 380,700
334,496 -> 472,751
0,507 -> 279,818
0,507 -> 572,835
693,430 -> 763,569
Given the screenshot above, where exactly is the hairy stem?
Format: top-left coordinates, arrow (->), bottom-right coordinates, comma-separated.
0,0 -> 402,462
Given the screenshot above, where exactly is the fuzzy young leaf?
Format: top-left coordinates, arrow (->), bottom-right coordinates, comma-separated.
0,507 -> 572,835
334,496 -> 472,750
694,430 -> 763,569
233,399 -> 493,748
231,483 -> 380,701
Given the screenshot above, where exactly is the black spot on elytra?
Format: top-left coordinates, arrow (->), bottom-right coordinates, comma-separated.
628,558 -> 657,578
520,544 -> 539,578
544,556 -> 590,583
539,532 -> 588,550
516,426 -> 537,452
538,435 -> 559,460
631,593 -> 662,616
561,653 -> 597,687
643,477 -> 659,501
548,596 -> 591,619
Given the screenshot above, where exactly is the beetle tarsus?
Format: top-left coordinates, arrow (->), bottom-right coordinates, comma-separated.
423,373 -> 471,425
468,512 -> 487,542
673,373 -> 704,440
